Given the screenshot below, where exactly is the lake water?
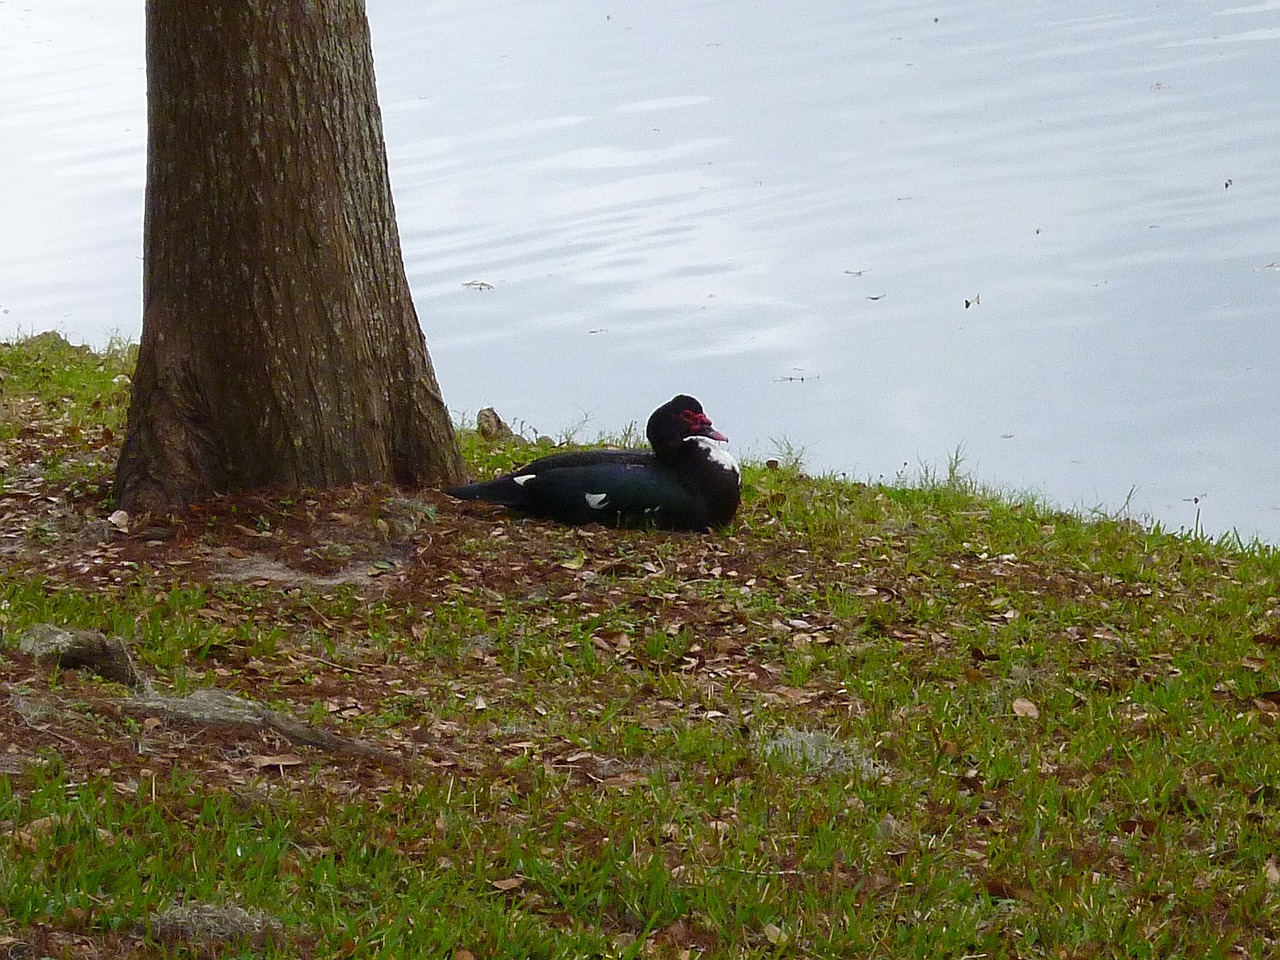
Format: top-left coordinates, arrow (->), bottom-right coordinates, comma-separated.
3,0 -> 1279,542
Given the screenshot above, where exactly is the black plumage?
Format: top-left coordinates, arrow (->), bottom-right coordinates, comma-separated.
447,395 -> 740,531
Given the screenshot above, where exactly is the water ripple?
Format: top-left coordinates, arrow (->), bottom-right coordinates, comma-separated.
3,0 -> 1280,538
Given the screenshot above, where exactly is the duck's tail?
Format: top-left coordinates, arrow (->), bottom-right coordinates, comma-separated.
445,478 -> 525,506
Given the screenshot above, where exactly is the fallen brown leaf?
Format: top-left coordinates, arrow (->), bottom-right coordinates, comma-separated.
249,754 -> 306,769
983,876 -> 1031,900
1254,630 -> 1280,648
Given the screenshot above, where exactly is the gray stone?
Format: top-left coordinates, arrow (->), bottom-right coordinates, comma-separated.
17,623 -> 144,688
477,406 -> 519,441
150,901 -> 284,945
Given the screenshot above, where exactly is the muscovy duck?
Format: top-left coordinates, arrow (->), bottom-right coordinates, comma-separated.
447,395 -> 741,530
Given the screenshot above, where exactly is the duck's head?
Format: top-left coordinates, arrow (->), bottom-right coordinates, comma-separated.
648,395 -> 729,454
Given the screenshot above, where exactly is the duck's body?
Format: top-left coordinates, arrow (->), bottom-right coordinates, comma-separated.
447,396 -> 740,531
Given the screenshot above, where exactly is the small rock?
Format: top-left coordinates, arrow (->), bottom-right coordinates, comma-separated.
877,813 -> 903,841
476,407 -> 515,441
150,901 -> 284,947
379,497 -> 437,541
78,516 -> 119,544
756,727 -> 886,779
17,624 -> 144,688
135,687 -> 269,726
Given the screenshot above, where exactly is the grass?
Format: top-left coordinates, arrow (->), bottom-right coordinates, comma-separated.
3,333 -> 1280,958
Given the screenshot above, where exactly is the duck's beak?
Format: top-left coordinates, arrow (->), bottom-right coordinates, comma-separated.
698,425 -> 729,443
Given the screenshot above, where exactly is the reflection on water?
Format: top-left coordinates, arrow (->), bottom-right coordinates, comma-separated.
1,0 -> 1278,540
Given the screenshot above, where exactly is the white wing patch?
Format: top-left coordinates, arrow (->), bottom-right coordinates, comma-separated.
584,492 -> 609,510
686,436 -> 741,479
513,474 -> 536,486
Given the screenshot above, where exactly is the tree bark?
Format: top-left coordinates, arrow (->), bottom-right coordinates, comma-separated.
116,0 -> 464,514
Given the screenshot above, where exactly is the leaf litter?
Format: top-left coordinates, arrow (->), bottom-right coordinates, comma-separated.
5,342 -> 1280,955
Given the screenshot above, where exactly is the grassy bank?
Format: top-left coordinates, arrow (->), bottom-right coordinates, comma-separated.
2,333 -> 1280,958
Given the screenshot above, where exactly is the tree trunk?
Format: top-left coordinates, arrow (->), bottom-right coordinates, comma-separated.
115,0 -> 464,514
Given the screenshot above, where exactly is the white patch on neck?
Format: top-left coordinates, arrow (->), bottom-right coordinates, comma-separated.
584,492 -> 609,509
685,435 -> 740,479
513,474 -> 535,486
